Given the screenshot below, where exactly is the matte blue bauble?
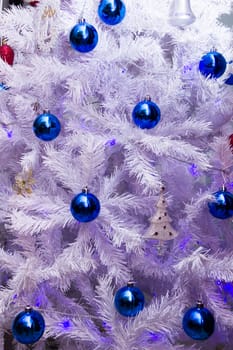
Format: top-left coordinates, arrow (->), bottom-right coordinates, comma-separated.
199,51 -> 227,79
12,307 -> 45,344
70,189 -> 100,222
183,302 -> 215,340
70,19 -> 98,53
98,0 -> 126,25
208,188 -> 233,219
33,111 -> 61,141
114,282 -> 145,317
132,97 -> 161,129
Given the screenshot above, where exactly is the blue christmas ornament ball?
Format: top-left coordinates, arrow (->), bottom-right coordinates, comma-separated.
12,307 -> 45,344
225,73 -> 233,85
183,302 -> 215,340
33,111 -> 61,141
0,82 -> 9,90
199,51 -> 227,79
69,19 -> 98,53
132,96 -> 161,129
70,188 -> 100,222
98,0 -> 126,25
114,282 -> 145,317
208,188 -> 233,219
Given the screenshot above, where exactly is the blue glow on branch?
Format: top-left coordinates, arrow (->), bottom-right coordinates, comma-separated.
105,138 -> 116,146
59,319 -> 72,330
189,163 -> 199,176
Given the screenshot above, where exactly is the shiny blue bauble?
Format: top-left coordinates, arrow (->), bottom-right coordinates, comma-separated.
199,51 -> 227,79
12,307 -> 45,344
0,82 -> 9,90
225,61 -> 233,85
98,0 -> 126,25
69,19 -> 98,53
225,74 -> 233,85
70,190 -> 100,222
33,112 -> 61,141
208,188 -> 233,219
114,283 -> 145,317
183,303 -> 215,340
132,97 -> 161,129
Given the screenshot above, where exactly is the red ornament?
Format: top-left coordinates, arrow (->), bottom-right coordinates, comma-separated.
29,1 -> 39,6
0,43 -> 14,66
24,0 -> 39,6
229,134 -> 233,150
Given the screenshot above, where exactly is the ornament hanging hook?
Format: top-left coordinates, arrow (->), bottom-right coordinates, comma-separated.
79,0 -> 88,20
222,183 -> 227,192
0,36 -> 7,46
221,169 -> 227,189
82,186 -> 89,194
196,300 -> 204,308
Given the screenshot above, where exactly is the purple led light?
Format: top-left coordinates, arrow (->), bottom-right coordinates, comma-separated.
10,294 -> 17,305
216,280 -> 233,304
183,64 -> 193,73
102,321 -> 112,331
34,297 -> 42,307
189,163 -> 199,177
59,319 -> 72,330
148,331 -> 162,342
222,282 -> 233,297
179,236 -> 191,250
7,130 -> 13,138
2,126 -> 13,138
105,138 -> 116,146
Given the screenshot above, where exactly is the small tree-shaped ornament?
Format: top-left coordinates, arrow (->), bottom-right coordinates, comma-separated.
145,187 -> 179,252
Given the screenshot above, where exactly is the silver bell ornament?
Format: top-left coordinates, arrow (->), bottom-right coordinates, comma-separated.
168,0 -> 196,27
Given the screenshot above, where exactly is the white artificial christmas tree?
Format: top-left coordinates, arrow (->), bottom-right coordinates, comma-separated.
0,0 -> 232,349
